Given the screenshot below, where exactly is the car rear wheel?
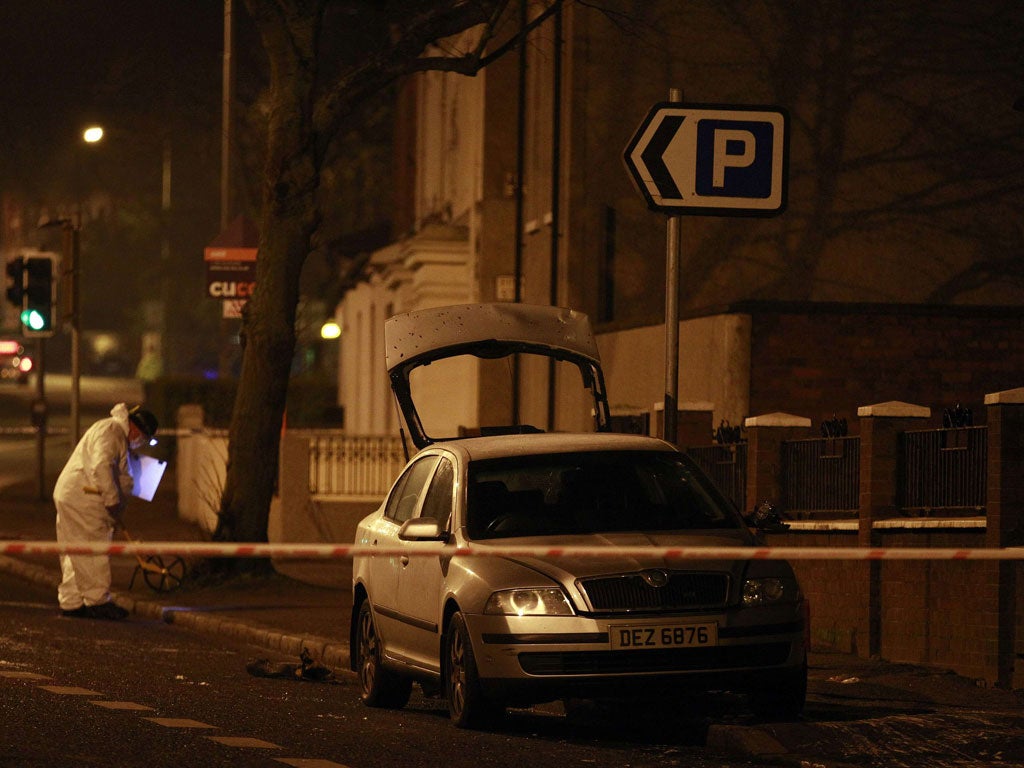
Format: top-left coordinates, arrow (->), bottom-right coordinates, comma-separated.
444,611 -> 504,729
356,601 -> 412,708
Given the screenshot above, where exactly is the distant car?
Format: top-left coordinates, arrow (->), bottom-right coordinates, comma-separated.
0,339 -> 32,384
350,304 -> 808,729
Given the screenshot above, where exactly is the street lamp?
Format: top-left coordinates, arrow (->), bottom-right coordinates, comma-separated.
320,320 -> 341,340
83,125 -> 104,145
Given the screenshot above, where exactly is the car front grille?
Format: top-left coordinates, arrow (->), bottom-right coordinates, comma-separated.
517,642 -> 791,676
577,571 -> 729,613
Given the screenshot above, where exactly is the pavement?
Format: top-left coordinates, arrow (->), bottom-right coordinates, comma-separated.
2,465 -> 1023,766
0,466 -> 354,672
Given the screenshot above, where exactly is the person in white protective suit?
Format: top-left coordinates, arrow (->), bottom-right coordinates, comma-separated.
54,403 -> 159,620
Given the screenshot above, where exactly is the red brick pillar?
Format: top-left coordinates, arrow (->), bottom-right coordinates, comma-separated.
857,401 -> 931,543
857,401 -> 931,659
985,388 -> 1024,689
742,412 -> 812,515
653,401 -> 714,450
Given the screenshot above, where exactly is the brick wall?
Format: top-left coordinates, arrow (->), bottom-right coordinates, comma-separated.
766,530 -> 870,654
745,305 -> 1024,429
1018,562 -> 1024,690
743,396 -> 1023,687
765,528 -> 997,680
876,531 -> 994,681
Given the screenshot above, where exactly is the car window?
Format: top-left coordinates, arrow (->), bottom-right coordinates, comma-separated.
384,456 -> 440,524
467,451 -> 743,539
419,457 -> 454,530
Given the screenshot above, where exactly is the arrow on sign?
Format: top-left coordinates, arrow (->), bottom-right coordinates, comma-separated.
639,115 -> 686,201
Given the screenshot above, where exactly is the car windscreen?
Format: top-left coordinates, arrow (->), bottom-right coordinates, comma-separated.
466,450 -> 743,540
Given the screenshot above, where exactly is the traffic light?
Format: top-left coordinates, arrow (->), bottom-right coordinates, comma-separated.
21,255 -> 56,337
4,256 -> 25,308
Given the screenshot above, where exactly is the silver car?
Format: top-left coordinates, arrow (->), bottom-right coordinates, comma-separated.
351,304 -> 807,728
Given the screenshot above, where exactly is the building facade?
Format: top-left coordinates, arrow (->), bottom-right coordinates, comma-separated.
335,0 -> 1024,440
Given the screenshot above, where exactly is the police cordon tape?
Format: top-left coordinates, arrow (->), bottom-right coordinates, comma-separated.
3,541 -> 1024,561
0,426 -> 229,437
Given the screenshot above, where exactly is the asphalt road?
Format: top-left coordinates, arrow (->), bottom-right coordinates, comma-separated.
4,378 -> 1024,767
0,573 -> 773,768
6,564 -> 1024,768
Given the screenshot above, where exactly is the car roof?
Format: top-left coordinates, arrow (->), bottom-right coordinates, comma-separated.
422,431 -> 676,463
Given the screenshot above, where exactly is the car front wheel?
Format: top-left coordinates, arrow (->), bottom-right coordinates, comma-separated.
443,611 -> 504,729
356,601 -> 412,709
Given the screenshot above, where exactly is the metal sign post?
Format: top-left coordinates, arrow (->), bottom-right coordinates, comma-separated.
663,89 -> 682,446
33,337 -> 46,500
623,95 -> 789,445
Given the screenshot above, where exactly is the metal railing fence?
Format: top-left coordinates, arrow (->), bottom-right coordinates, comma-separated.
899,426 -> 987,515
781,436 -> 860,518
307,434 -> 406,497
686,443 -> 747,512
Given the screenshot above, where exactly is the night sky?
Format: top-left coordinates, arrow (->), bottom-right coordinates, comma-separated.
0,2 -> 228,191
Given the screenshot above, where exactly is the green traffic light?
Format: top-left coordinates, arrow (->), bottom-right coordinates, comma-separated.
19,255 -> 55,337
20,308 -> 48,331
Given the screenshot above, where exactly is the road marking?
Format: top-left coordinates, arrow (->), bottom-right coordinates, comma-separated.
4,662 -> 351,767
90,700 -> 155,711
0,670 -> 50,679
144,717 -> 217,729
38,685 -> 104,696
208,736 -> 281,748
0,601 -> 53,609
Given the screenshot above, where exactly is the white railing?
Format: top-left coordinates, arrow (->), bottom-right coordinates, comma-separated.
307,433 -> 406,498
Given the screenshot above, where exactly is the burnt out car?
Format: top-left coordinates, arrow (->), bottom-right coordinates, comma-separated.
351,304 -> 807,728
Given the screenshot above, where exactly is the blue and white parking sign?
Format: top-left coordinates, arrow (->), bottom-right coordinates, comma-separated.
624,103 -> 788,215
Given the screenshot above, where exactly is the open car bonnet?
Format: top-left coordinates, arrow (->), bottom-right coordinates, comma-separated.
385,303 -> 611,449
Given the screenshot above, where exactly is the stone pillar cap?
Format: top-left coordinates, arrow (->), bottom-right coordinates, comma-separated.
743,412 -> 811,428
984,387 -> 1024,405
856,401 -> 930,418
653,401 -> 716,412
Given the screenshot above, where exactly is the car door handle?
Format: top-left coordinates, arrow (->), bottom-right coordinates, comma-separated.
400,555 -> 410,567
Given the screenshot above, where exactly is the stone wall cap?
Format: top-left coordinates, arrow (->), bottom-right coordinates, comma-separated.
743,412 -> 812,428
856,401 -> 930,418
653,401 -> 716,413
984,387 -> 1024,405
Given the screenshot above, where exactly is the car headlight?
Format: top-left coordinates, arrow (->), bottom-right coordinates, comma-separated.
742,577 -> 798,606
484,588 -> 574,616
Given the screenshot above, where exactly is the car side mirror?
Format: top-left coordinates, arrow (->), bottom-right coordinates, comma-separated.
398,517 -> 450,542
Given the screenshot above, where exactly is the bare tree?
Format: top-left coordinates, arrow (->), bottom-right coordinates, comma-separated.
216,1 -> 566,546
692,0 -> 1024,304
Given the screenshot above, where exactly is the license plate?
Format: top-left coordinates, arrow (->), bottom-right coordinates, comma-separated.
609,622 -> 718,650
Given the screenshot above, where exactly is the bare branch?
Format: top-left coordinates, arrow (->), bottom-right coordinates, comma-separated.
410,0 -> 564,74
313,0 -> 514,143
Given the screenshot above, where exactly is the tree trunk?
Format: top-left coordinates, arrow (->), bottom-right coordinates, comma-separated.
215,1 -> 321,544
212,0 -> 513,546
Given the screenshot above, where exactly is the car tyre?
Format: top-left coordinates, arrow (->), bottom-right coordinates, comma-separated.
356,601 -> 412,709
444,611 -> 504,729
749,657 -> 807,721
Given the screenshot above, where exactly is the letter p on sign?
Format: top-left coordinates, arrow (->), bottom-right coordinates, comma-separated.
712,129 -> 757,187
695,119 -> 777,201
